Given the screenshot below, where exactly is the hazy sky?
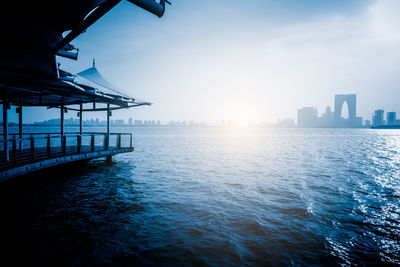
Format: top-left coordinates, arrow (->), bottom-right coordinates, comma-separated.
12,0 -> 400,123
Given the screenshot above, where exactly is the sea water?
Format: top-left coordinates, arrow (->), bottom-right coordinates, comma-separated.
0,127 -> 399,265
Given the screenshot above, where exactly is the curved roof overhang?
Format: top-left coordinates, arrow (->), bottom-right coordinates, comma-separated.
0,0 -> 166,109
0,75 -> 151,109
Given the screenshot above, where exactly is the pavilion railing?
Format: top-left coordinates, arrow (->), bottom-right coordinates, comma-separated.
0,133 -> 133,168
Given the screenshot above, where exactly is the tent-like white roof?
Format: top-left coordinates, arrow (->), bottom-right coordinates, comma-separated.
71,60 -> 151,108
77,60 -> 131,98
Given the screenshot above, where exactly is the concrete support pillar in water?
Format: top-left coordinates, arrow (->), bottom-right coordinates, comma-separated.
106,155 -> 113,165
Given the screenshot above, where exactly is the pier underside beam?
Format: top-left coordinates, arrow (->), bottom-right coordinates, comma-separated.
0,147 -> 133,182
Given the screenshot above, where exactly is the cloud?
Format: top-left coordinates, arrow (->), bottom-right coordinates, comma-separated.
368,0 -> 400,44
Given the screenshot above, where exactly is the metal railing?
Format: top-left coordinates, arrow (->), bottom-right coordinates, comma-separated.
0,132 -> 133,168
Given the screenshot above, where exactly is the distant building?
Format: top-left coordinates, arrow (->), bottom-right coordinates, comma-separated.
334,94 -> 357,127
321,106 -> 334,127
134,120 -> 143,126
365,120 -> 371,127
277,119 -> 295,128
295,94 -> 367,128
114,119 -> 124,126
297,107 -> 318,127
372,109 -> 385,126
387,112 -> 396,125
128,118 -> 133,125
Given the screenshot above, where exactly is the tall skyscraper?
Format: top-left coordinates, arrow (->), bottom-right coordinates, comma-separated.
372,110 -> 384,126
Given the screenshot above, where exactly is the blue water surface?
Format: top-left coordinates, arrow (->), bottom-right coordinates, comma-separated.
1,127 -> 399,265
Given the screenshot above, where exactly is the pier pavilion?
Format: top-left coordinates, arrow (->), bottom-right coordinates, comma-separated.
0,0 -> 169,181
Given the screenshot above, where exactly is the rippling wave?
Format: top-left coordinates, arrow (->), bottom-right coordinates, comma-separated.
0,127 -> 399,265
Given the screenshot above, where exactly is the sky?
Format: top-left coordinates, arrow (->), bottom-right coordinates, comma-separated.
11,0 -> 400,124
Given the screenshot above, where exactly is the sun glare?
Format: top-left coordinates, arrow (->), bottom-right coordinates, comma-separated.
236,114 -> 249,127
217,95 -> 266,127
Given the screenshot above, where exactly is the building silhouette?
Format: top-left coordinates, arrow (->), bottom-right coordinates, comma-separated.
297,94 -> 364,128
372,109 -> 385,126
387,112 -> 396,125
297,107 -> 318,127
334,94 -> 358,127
321,106 -> 334,127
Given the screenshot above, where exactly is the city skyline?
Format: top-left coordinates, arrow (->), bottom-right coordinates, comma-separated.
3,92 -> 400,128
297,94 -> 364,128
296,93 -> 400,128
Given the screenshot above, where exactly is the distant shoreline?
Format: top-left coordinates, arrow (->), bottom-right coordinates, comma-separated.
371,125 -> 400,129
0,124 -> 392,129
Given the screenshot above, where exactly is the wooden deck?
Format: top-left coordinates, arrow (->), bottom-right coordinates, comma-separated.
0,133 -> 133,182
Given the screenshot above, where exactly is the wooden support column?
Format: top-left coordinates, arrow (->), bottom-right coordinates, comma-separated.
107,104 -> 110,135
18,103 -> 23,151
60,100 -> 65,155
3,101 -> 9,161
105,104 -> 113,165
79,103 -> 83,135
47,134 -> 51,157
106,103 -> 110,150
3,101 -> 8,139
60,100 -> 64,136
117,133 -> 121,149
77,104 -> 83,153
30,135 -> 35,160
91,134 -> 95,152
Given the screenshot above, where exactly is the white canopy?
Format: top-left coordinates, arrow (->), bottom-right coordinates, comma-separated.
73,60 -> 151,107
